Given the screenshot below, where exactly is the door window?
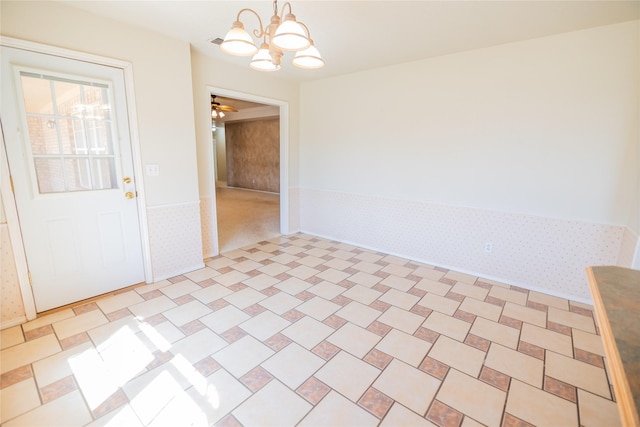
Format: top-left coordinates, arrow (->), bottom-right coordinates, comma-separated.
19,71 -> 119,194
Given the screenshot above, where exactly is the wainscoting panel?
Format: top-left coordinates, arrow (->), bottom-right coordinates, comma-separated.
618,227 -> 639,267
146,201 -> 204,281
299,188 -> 625,301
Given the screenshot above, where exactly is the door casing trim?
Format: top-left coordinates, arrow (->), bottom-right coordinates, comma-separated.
0,36 -> 152,320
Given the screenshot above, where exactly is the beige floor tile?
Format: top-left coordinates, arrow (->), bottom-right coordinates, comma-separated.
379,289 -> 420,310
52,310 -> 109,340
470,317 -> 519,349
86,315 -> 141,349
546,351 -> 610,398
336,301 -> 381,328
458,297 -> 501,322
351,260 -> 384,274
243,273 -> 280,291
327,322 -> 381,358
297,255 -> 326,267
316,268 -> 351,283
258,292 -> 302,314
297,297 -> 341,321
349,271 -> 383,287
316,351 -> 380,401
257,262 -> 291,276
570,300 -> 594,311
323,258 -> 354,270
415,278 -> 452,296
423,311 -> 471,342
450,283 -> 488,300
429,336 -> 485,377
578,389 -> 622,427
163,300 -> 212,326
223,288 -> 267,309
1,334 -> 61,374
548,307 -> 595,333
488,286 -> 527,305
506,380 -> 578,427
87,405 -> 143,427
21,309 -> 75,332
230,259 -> 263,273
528,291 -> 569,310
214,270 -> 250,286
96,290 -> 145,313
308,282 -> 347,300
171,328 -> 228,364
184,266 -> 220,282
573,329 -> 606,357
485,343 -> 543,387
136,320 -> 184,352
377,306 -> 424,334
376,329 -> 432,367
380,403 -> 438,427
158,280 -> 201,300
234,380 -> 312,426
206,257 -> 236,269
213,335 -> 274,377
342,285 -> 383,305
128,295 -> 178,320
31,341 -> 92,387
502,302 -> 546,327
288,265 -> 321,280
275,277 -> 313,295
332,249 -> 358,259
462,417 -> 485,427
381,254 -> 410,265
200,305 -> 250,333
0,378 -> 41,423
380,275 -> 416,292
299,391 -> 378,427
437,369 -> 506,427
354,252 -> 384,263
444,271 -> 478,285
382,263 -> 413,277
418,293 -> 461,316
261,342 -> 325,389
281,316 -> 334,350
239,310 -> 291,340
0,326 -> 24,350
413,267 -> 445,282
520,323 -> 572,356
373,359 -> 440,415
191,284 -> 233,304
3,390 -> 92,427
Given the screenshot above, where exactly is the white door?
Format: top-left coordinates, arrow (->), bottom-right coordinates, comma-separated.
1,46 -> 145,312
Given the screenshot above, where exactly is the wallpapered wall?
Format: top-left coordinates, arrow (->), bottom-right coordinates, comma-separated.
225,118 -> 280,193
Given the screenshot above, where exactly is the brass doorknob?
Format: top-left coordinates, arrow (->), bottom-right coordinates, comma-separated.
125,191 -> 135,199
123,177 -> 132,184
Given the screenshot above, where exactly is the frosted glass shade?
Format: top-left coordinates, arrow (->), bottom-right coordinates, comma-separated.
220,21 -> 258,56
271,14 -> 310,51
250,45 -> 280,72
292,44 -> 324,69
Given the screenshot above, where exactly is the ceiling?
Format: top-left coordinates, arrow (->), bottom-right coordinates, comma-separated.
60,1 -> 639,82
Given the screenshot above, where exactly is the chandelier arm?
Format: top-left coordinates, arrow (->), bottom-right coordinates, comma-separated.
298,21 -> 312,38
236,8 -> 267,39
279,2 -> 293,18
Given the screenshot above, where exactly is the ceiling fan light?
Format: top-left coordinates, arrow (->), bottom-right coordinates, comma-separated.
220,21 -> 258,56
271,13 -> 310,51
250,44 -> 281,71
292,44 -> 324,69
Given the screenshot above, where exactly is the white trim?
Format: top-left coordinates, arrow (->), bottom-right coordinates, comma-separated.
205,86 -> 290,257
0,126 -> 37,320
0,37 -> 153,315
146,200 -> 202,210
1,316 -> 28,331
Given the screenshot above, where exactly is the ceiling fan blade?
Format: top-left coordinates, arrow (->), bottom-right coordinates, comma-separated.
217,105 -> 238,112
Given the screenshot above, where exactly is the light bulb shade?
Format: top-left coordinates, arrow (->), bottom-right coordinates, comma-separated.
271,14 -> 310,51
220,21 -> 258,56
292,44 -> 324,69
250,47 -> 281,71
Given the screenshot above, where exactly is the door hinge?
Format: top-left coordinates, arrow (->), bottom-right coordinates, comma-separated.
10,175 -> 15,194
27,270 -> 32,286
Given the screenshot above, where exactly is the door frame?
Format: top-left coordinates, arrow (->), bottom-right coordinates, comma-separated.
206,85 -> 290,255
0,37 -> 153,320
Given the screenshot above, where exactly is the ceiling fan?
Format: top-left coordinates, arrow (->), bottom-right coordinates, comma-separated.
211,95 -> 237,119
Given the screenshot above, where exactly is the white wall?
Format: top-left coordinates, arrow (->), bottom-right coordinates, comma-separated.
1,1 -> 204,283
299,21 -> 640,301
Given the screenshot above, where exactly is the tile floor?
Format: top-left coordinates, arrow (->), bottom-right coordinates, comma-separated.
0,233 -> 622,426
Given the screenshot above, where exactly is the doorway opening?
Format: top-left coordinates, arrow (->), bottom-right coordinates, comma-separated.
209,91 -> 285,253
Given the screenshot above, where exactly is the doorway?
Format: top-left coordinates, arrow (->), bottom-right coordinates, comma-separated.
211,94 -> 282,252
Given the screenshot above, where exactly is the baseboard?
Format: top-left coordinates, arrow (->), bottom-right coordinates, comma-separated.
1,316 -> 27,330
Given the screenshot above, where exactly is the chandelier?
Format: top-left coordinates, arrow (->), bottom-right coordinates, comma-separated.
217,0 -> 324,71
